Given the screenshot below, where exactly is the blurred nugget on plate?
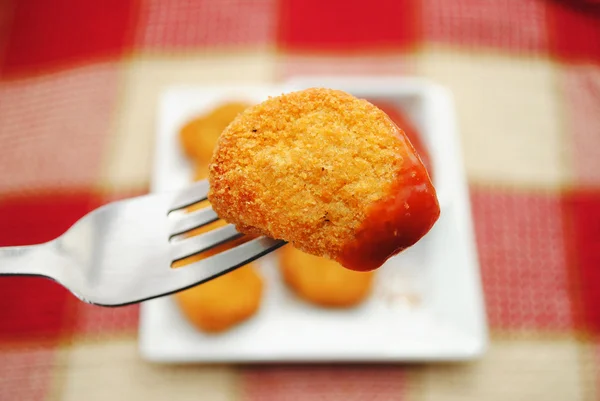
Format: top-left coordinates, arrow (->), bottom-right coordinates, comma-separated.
176,101 -> 263,334
173,219 -> 263,333
180,101 -> 250,163
279,245 -> 374,308
194,163 -> 209,181
175,263 -> 263,333
208,88 -> 440,272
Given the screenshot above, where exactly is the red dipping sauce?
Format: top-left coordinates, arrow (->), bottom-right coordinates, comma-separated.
338,101 -> 439,272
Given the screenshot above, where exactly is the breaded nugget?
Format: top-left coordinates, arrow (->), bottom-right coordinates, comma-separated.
208,88 -> 440,271
173,216 -> 262,333
179,117 -> 204,160
279,245 -> 374,308
179,102 -> 250,162
194,162 -> 209,181
175,264 -> 263,333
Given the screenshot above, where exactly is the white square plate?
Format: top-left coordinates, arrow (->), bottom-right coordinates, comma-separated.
139,77 -> 488,363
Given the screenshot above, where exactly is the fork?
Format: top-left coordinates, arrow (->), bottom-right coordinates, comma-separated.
0,180 -> 285,306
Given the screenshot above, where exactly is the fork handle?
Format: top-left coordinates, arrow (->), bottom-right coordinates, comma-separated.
0,244 -> 56,277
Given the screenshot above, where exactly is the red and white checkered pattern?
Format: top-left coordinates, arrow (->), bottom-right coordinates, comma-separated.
471,188 -> 573,330
422,0 -> 548,53
243,366 -> 405,401
0,347 -> 57,401
72,304 -> 139,338
137,0 -> 277,49
0,63 -> 120,193
1,0 -> 600,399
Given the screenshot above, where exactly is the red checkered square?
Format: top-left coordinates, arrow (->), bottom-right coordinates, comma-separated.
0,347 -> 57,401
279,0 -> 419,50
563,191 -> 600,334
243,366 -> 405,401
0,1 -> 12,60
561,65 -> 600,186
2,0 -> 137,76
0,192 -> 101,342
547,1 -> 600,62
471,187 -> 573,330
137,0 -> 277,49
277,54 -> 416,80
0,276 -> 72,344
422,0 -> 548,52
0,63 -> 120,194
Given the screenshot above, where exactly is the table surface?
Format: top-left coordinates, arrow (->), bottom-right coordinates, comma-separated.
1,1 -> 599,400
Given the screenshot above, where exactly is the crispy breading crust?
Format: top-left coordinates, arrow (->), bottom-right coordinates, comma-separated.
208,88 -> 439,271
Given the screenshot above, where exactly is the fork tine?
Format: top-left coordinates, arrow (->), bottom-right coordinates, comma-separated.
170,180 -> 210,211
200,236 -> 285,270
169,207 -> 219,237
175,237 -> 285,285
170,224 -> 243,262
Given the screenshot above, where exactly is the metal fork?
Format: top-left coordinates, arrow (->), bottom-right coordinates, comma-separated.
0,180 -> 284,306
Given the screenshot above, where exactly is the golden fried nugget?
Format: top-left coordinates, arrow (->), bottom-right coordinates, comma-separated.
175,264 -> 263,333
179,117 -> 205,160
179,102 -> 250,162
208,88 -> 440,272
279,245 -> 374,308
173,216 -> 262,333
193,162 -> 209,181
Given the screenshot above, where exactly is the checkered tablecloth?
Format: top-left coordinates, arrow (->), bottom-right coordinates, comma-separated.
1,1 -> 599,400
